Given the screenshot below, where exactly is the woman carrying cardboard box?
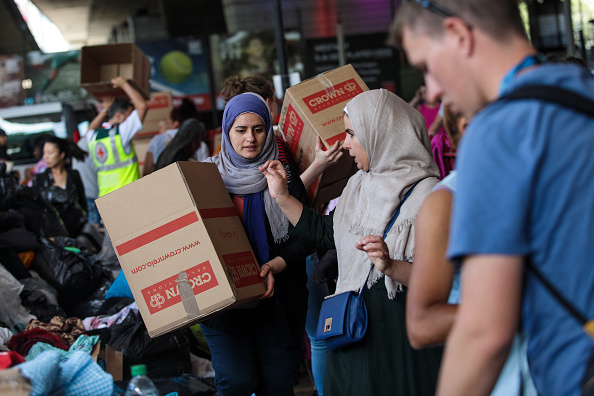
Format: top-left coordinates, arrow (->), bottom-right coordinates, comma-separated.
200,92 -> 310,395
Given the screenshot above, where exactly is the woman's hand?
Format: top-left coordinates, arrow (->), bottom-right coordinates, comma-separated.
356,235 -> 412,285
260,160 -> 289,200
111,76 -> 128,88
355,235 -> 393,273
259,263 -> 275,299
313,136 -> 343,171
259,257 -> 287,299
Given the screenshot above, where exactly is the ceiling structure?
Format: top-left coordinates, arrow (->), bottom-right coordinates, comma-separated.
3,0 -> 397,53
0,0 -> 39,55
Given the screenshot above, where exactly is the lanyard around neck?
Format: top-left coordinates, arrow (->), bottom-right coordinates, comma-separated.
499,55 -> 541,94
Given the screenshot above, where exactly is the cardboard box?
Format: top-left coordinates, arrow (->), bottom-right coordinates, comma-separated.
132,91 -> 174,174
135,91 -> 173,138
96,162 -> 266,338
278,64 -> 367,207
81,43 -> 151,100
131,135 -> 151,176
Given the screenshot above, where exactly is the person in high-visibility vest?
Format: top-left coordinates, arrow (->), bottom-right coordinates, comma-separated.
85,76 -> 148,197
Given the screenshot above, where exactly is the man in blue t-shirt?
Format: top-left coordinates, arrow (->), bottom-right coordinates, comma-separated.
390,1 -> 594,395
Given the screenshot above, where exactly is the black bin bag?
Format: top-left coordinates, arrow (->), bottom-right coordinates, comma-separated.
32,236 -> 104,307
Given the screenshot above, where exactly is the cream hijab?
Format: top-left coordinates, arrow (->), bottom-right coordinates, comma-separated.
333,89 -> 440,298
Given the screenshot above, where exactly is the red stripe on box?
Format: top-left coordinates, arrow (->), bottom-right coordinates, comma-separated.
116,212 -> 199,256
199,207 -> 238,219
142,260 -> 219,315
223,251 -> 262,288
326,132 -> 346,146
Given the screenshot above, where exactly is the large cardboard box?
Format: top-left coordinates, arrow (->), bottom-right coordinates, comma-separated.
132,91 -> 174,174
81,43 -> 151,100
96,162 -> 266,338
136,91 -> 173,138
278,64 -> 368,207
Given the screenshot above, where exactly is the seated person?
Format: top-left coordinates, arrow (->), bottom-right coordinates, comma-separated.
34,136 -> 88,238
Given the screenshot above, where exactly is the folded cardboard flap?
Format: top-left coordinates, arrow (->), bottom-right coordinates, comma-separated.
104,344 -> 123,382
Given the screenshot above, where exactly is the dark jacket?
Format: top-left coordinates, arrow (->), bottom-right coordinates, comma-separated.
202,164 -> 311,347
34,168 -> 87,237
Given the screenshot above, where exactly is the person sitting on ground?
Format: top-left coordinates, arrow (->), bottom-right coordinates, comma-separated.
34,136 -> 88,238
155,118 -> 207,170
261,88 -> 443,396
86,77 -> 148,197
0,129 -> 10,161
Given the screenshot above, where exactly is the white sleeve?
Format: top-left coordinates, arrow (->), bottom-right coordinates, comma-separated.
193,141 -> 210,161
86,129 -> 95,144
146,135 -> 162,154
118,110 -> 143,148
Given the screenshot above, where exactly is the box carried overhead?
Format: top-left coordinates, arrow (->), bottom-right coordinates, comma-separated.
278,64 -> 368,207
96,162 -> 266,338
81,43 -> 151,100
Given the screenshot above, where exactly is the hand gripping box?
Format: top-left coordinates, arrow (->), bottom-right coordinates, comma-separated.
81,43 -> 151,100
278,64 -> 368,207
96,162 -> 265,338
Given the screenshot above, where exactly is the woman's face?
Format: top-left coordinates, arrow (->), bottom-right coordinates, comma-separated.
246,38 -> 265,58
343,115 -> 369,172
229,112 -> 267,159
43,142 -> 64,169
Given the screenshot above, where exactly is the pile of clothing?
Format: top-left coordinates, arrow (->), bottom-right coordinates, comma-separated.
0,173 -> 216,395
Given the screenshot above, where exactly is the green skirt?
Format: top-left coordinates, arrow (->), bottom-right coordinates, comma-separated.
323,280 -> 443,396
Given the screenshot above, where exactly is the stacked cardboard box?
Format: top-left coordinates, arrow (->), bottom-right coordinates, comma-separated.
278,64 -> 368,207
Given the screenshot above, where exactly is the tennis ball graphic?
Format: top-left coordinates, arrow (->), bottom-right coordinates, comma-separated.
160,51 -> 193,84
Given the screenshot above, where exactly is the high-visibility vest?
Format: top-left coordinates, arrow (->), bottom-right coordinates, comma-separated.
89,124 -> 139,197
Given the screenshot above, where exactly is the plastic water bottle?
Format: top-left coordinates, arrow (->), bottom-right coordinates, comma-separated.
125,364 -> 159,396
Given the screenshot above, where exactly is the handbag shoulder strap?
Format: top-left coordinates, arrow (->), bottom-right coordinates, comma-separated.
497,85 -> 594,118
360,180 -> 421,291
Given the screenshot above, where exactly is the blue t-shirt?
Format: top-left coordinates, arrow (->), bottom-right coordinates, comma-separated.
448,62 -> 594,396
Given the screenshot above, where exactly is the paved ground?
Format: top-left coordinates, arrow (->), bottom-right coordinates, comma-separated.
294,361 -> 317,396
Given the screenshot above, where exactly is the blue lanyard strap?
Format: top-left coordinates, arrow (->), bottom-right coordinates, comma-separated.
499,55 -> 541,94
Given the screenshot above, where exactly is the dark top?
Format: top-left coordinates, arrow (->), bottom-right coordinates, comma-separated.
34,168 -> 88,237
202,163 -> 311,347
292,206 -> 336,251
0,145 -> 10,161
155,149 -> 193,170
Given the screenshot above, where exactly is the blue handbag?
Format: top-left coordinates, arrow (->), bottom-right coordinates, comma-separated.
315,182 -> 419,351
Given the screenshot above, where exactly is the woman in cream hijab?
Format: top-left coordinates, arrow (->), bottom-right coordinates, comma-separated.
262,89 -> 443,395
